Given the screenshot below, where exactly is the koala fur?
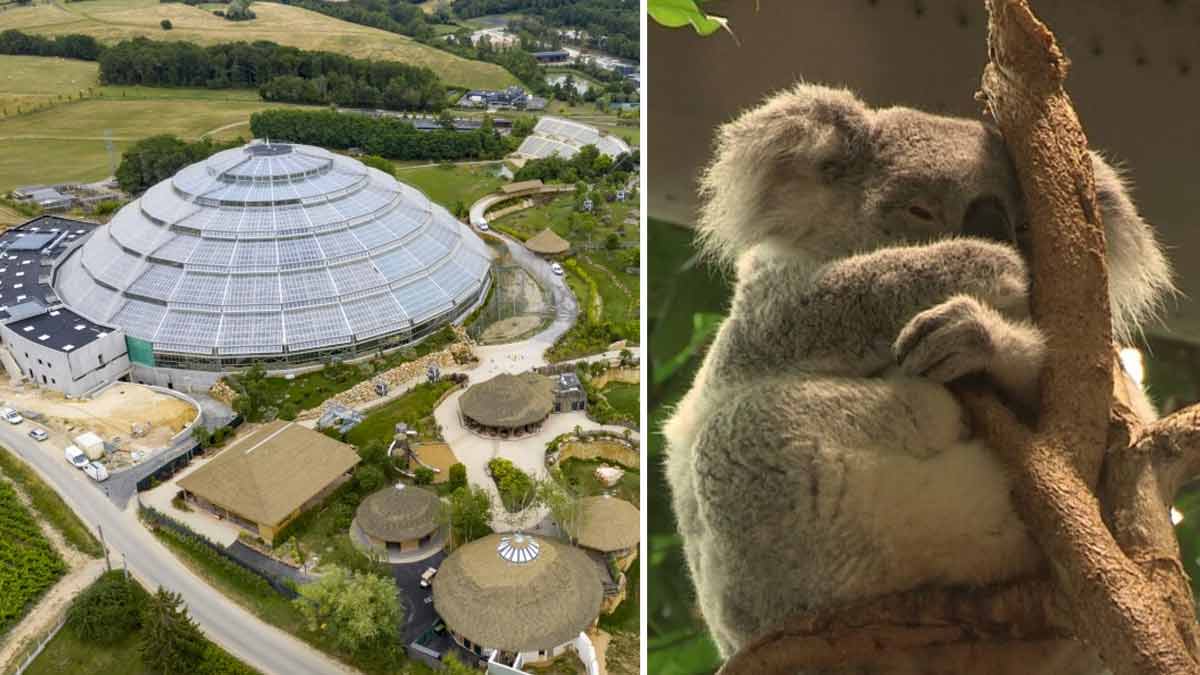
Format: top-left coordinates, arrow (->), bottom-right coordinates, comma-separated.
662,83 -> 1174,671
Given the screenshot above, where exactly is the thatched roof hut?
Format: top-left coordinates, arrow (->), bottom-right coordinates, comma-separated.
524,228 -> 570,256
178,421 -> 360,533
433,533 -> 603,652
575,496 -> 640,553
355,484 -> 441,543
459,372 -> 555,429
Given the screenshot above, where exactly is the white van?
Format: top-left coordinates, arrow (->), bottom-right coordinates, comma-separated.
64,445 -> 89,469
83,461 -> 109,482
1,407 -> 22,425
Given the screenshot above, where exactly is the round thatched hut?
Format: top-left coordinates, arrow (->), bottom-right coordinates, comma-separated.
458,372 -> 555,437
432,533 -> 603,665
350,484 -> 444,561
575,495 -> 640,560
524,228 -> 571,257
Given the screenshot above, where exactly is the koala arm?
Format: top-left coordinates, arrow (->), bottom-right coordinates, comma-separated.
706,237 -> 1034,390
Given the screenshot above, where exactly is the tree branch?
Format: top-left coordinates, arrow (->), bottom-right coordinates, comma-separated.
718,579 -> 1076,675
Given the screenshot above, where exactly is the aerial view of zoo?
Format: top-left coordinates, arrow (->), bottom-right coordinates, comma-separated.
0,1 -> 641,673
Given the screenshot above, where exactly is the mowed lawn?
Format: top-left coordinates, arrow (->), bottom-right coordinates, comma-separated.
394,163 -> 507,211
0,97 -> 309,191
0,0 -> 517,90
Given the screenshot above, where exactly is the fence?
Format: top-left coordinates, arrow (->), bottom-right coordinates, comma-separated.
12,616 -> 67,675
139,504 -> 299,600
466,264 -> 555,343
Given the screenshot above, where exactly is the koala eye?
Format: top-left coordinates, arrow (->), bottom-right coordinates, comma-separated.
908,205 -> 935,221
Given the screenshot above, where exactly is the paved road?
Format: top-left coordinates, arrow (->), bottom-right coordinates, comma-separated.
0,426 -> 352,675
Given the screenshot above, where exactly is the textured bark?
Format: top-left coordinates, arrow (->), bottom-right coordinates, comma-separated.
717,1 -> 1200,674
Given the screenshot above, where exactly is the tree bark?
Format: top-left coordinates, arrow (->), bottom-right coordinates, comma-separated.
717,1 -> 1200,673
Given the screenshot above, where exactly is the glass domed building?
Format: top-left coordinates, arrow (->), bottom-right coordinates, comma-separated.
54,141 -> 492,371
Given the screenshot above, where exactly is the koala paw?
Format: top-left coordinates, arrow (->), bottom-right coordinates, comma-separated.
894,296 -> 995,383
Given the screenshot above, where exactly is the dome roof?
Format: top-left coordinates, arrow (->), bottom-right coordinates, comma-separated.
432,533 -> 603,652
575,495 -> 640,553
54,142 -> 492,360
459,372 -> 555,428
354,483 -> 441,543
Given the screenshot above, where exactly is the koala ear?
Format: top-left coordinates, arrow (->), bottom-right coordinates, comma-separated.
698,83 -> 874,264
1089,151 -> 1175,343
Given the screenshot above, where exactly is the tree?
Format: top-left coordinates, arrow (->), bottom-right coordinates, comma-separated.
161,19 -> 173,30
140,587 -> 206,675
293,566 -> 402,652
447,462 -> 467,491
538,471 -> 585,542
441,485 -> 492,546
68,571 -> 145,644
354,464 -> 385,493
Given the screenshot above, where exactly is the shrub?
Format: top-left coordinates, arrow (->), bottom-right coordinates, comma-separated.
160,19 -> 172,29
413,466 -> 434,485
331,502 -> 354,530
447,462 -> 467,491
354,464 -> 385,494
277,402 -> 297,421
68,571 -> 146,643
487,458 -> 535,512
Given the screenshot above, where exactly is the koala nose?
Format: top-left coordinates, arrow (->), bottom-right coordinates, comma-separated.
962,196 -> 1015,245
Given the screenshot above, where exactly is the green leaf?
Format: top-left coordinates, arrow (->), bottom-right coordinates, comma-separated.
648,0 -> 730,37
653,312 -> 724,385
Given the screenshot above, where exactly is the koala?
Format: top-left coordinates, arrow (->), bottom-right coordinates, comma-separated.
662,84 -> 1174,672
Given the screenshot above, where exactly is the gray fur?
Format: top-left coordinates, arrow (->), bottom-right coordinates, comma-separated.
664,83 -> 1174,670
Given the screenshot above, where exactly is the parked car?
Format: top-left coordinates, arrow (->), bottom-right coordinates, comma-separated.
419,567 -> 438,588
28,428 -> 48,442
1,408 -> 22,424
83,461 -> 109,482
64,445 -> 89,469
550,262 -> 564,276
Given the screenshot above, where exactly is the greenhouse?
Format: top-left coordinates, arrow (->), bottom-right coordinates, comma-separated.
53,141 -> 493,370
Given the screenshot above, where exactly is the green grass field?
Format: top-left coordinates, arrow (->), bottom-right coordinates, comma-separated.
0,94 -> 308,191
0,55 -> 98,113
0,0 -> 517,90
600,381 -> 638,422
394,162 -> 507,211
25,628 -> 150,675
344,379 -> 458,447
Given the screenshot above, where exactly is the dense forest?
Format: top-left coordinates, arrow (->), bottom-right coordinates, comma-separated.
513,143 -> 636,186
98,39 -> 447,111
0,30 -> 103,60
452,0 -> 638,61
117,135 -> 244,194
249,109 -> 512,161
272,0 -> 434,39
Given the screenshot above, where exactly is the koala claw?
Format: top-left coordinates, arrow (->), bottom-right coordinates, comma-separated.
894,296 -> 995,383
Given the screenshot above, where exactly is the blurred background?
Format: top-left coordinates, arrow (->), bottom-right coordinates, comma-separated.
647,2 -> 1200,672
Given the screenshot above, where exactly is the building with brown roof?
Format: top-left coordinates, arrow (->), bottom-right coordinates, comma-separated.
178,421 -> 361,543
458,372 -> 556,438
432,533 -> 603,667
500,179 -> 545,195
574,496 -> 641,615
350,484 -> 445,562
524,228 -> 571,257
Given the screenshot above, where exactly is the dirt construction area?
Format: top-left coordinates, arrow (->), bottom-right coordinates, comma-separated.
0,381 -> 197,463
